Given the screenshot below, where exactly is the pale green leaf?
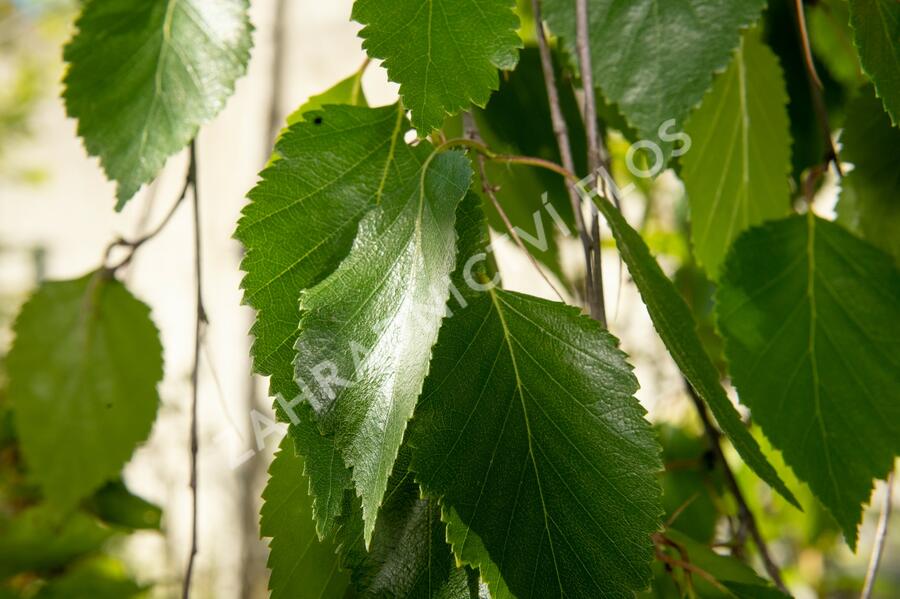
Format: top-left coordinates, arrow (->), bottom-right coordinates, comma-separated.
837,85 -> 900,264
260,435 -> 352,599
236,104 -> 423,537
352,0 -> 522,133
411,288 -> 663,598
849,0 -> 900,125
593,198 -> 799,508
8,273 -> 162,507
294,150 -> 472,544
63,0 -> 252,209
716,213 -> 900,548
286,70 -> 369,127
542,0 -> 766,160
682,31 -> 792,278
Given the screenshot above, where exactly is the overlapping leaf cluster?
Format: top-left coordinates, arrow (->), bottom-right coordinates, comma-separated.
240,0 -> 900,596
4,0 -> 899,596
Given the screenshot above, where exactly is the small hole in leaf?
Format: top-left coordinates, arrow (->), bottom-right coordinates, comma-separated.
313,116 -> 323,125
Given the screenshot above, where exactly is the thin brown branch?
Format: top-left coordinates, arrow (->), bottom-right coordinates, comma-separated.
104,166 -> 193,272
575,0 -> 609,326
531,0 -> 599,318
790,0 -> 843,177
182,140 -> 206,599
861,469 -> 895,599
653,539 -> 728,594
685,381 -> 788,593
463,114 -> 567,302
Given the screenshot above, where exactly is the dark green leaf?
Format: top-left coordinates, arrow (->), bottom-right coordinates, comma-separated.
339,447 -> 472,599
542,0 -> 766,160
716,213 -> 900,547
352,0 -> 521,133
593,198 -> 799,508
8,273 -> 162,506
63,0 -> 252,209
260,435 -> 352,599
849,0 -> 900,125
411,288 -> 662,598
86,480 -> 162,531
837,85 -> 900,264
294,150 -> 472,544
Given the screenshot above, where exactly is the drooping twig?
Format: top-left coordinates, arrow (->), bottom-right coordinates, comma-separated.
182,140 -> 206,599
790,0 -> 843,176
463,114 -> 566,301
861,469 -> 895,599
575,0 -> 608,327
104,167 -> 193,272
685,382 -> 788,593
531,0 -> 600,319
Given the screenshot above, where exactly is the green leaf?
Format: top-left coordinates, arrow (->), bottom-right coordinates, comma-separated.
63,0 -> 252,209
682,31 -> 792,278
837,85 -> 900,264
295,149 -> 472,544
542,0 -> 766,159
410,288 -> 663,597
442,505 -> 512,599
352,0 -> 522,133
86,480 -> 162,531
33,558 -> 145,599
716,213 -> 900,548
808,0 -> 864,89
592,198 -> 799,509
338,447 -> 472,599
656,425 -> 723,544
236,104 -> 423,536
7,273 -> 163,506
286,70 -> 369,127
0,505 -> 114,579
260,435 -> 352,599
265,72 -> 369,168
849,0 -> 900,125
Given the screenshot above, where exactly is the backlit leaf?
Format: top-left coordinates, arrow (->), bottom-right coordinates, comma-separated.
682,31 -> 792,278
